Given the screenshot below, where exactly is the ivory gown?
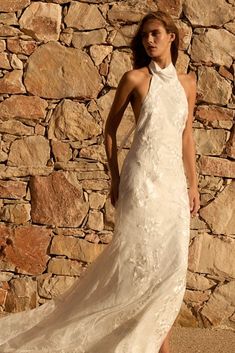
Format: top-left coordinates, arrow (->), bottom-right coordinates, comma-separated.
0,59 -> 190,353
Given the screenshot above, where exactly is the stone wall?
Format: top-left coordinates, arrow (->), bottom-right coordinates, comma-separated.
0,0 -> 234,330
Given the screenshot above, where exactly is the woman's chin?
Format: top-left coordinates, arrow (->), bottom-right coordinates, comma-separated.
147,52 -> 160,59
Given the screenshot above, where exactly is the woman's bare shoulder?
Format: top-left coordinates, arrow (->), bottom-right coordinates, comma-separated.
178,71 -> 197,87
121,66 -> 150,86
177,71 -> 197,100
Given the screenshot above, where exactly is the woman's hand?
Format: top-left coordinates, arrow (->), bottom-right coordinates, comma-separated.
110,177 -> 120,207
188,186 -> 200,217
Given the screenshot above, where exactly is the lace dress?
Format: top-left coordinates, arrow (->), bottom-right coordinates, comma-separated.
0,60 -> 190,353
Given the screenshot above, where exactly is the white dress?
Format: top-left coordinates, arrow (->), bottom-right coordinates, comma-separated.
0,60 -> 190,353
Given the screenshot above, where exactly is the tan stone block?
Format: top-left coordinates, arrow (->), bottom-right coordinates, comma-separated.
0,24 -> 21,36
0,120 -> 34,136
176,19 -> 192,51
35,123 -> 45,136
188,232 -> 235,279
0,52 -> 10,69
191,29 -> 234,67
0,272 -> 14,282
99,231 -> 113,244
184,289 -> 210,303
108,3 -> 145,23
89,192 -> 106,209
51,140 -> 72,163
50,235 -> 107,262
30,171 -> 89,227
54,227 -> 85,238
195,105 -> 234,129
55,161 -> 104,172
201,280 -> 235,325
4,277 -> 37,313
230,311 -> 235,323
87,210 -> 104,231
107,25 -> 138,48
7,38 -> 37,55
24,42 -> 102,99
99,60 -> 109,76
0,165 -> 53,178
200,182 -> 235,235
47,258 -> 84,276
37,274 -> 77,299
0,150 -> 8,163
10,54 -> 23,70
0,95 -> 48,120
0,0 -> 30,12
7,136 -> 50,167
90,45 -> 112,66
157,0 -> 183,17
0,13 -> 17,26
0,39 -> 6,52
59,28 -> 73,46
190,215 -> 209,231
65,2 -> 106,30
186,271 -> 217,291
198,174 -> 224,193
174,302 -> 199,327
198,155 -> 235,178
84,232 -> 100,244
19,2 -> 61,42
107,50 -> 133,88
219,66 -> 234,81
0,180 -> 27,199
197,66 -> 232,105
79,145 -> 107,163
0,288 -> 7,306
175,50 -> 190,73
224,20 -> 235,35
72,29 -> 107,49
48,99 -> 102,141
108,1 -> 157,23
183,0 -> 234,26
81,179 -> 110,191
193,128 -> 227,156
0,203 -> 31,224
0,70 -> 25,94
0,224 -> 51,275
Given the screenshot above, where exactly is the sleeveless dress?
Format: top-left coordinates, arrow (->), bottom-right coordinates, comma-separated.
0,60 -> 190,353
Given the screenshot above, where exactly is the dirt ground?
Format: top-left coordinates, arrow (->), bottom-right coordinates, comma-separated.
170,327 -> 235,353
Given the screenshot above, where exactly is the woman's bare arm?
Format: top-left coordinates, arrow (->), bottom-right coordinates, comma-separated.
182,74 -> 200,216
104,71 -> 136,181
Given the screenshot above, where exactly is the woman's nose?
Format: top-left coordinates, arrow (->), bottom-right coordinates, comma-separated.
146,34 -> 154,44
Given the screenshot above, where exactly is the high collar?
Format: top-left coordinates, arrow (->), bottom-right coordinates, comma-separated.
148,60 -> 176,80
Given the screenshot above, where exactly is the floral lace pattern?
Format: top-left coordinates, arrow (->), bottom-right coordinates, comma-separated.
0,60 -> 190,353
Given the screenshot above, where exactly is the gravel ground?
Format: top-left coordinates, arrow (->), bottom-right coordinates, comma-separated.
170,327 -> 235,353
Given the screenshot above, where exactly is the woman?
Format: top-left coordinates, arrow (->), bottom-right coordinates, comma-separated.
0,10 -> 200,353
104,10 -> 200,353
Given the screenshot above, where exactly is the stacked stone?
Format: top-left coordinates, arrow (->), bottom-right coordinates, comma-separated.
0,0 -> 234,330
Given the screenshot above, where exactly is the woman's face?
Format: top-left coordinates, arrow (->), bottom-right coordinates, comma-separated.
141,19 -> 174,59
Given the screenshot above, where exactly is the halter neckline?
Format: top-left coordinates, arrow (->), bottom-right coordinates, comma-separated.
148,60 -> 176,80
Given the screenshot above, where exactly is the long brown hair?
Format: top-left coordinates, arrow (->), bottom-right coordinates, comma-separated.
130,11 -> 179,69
